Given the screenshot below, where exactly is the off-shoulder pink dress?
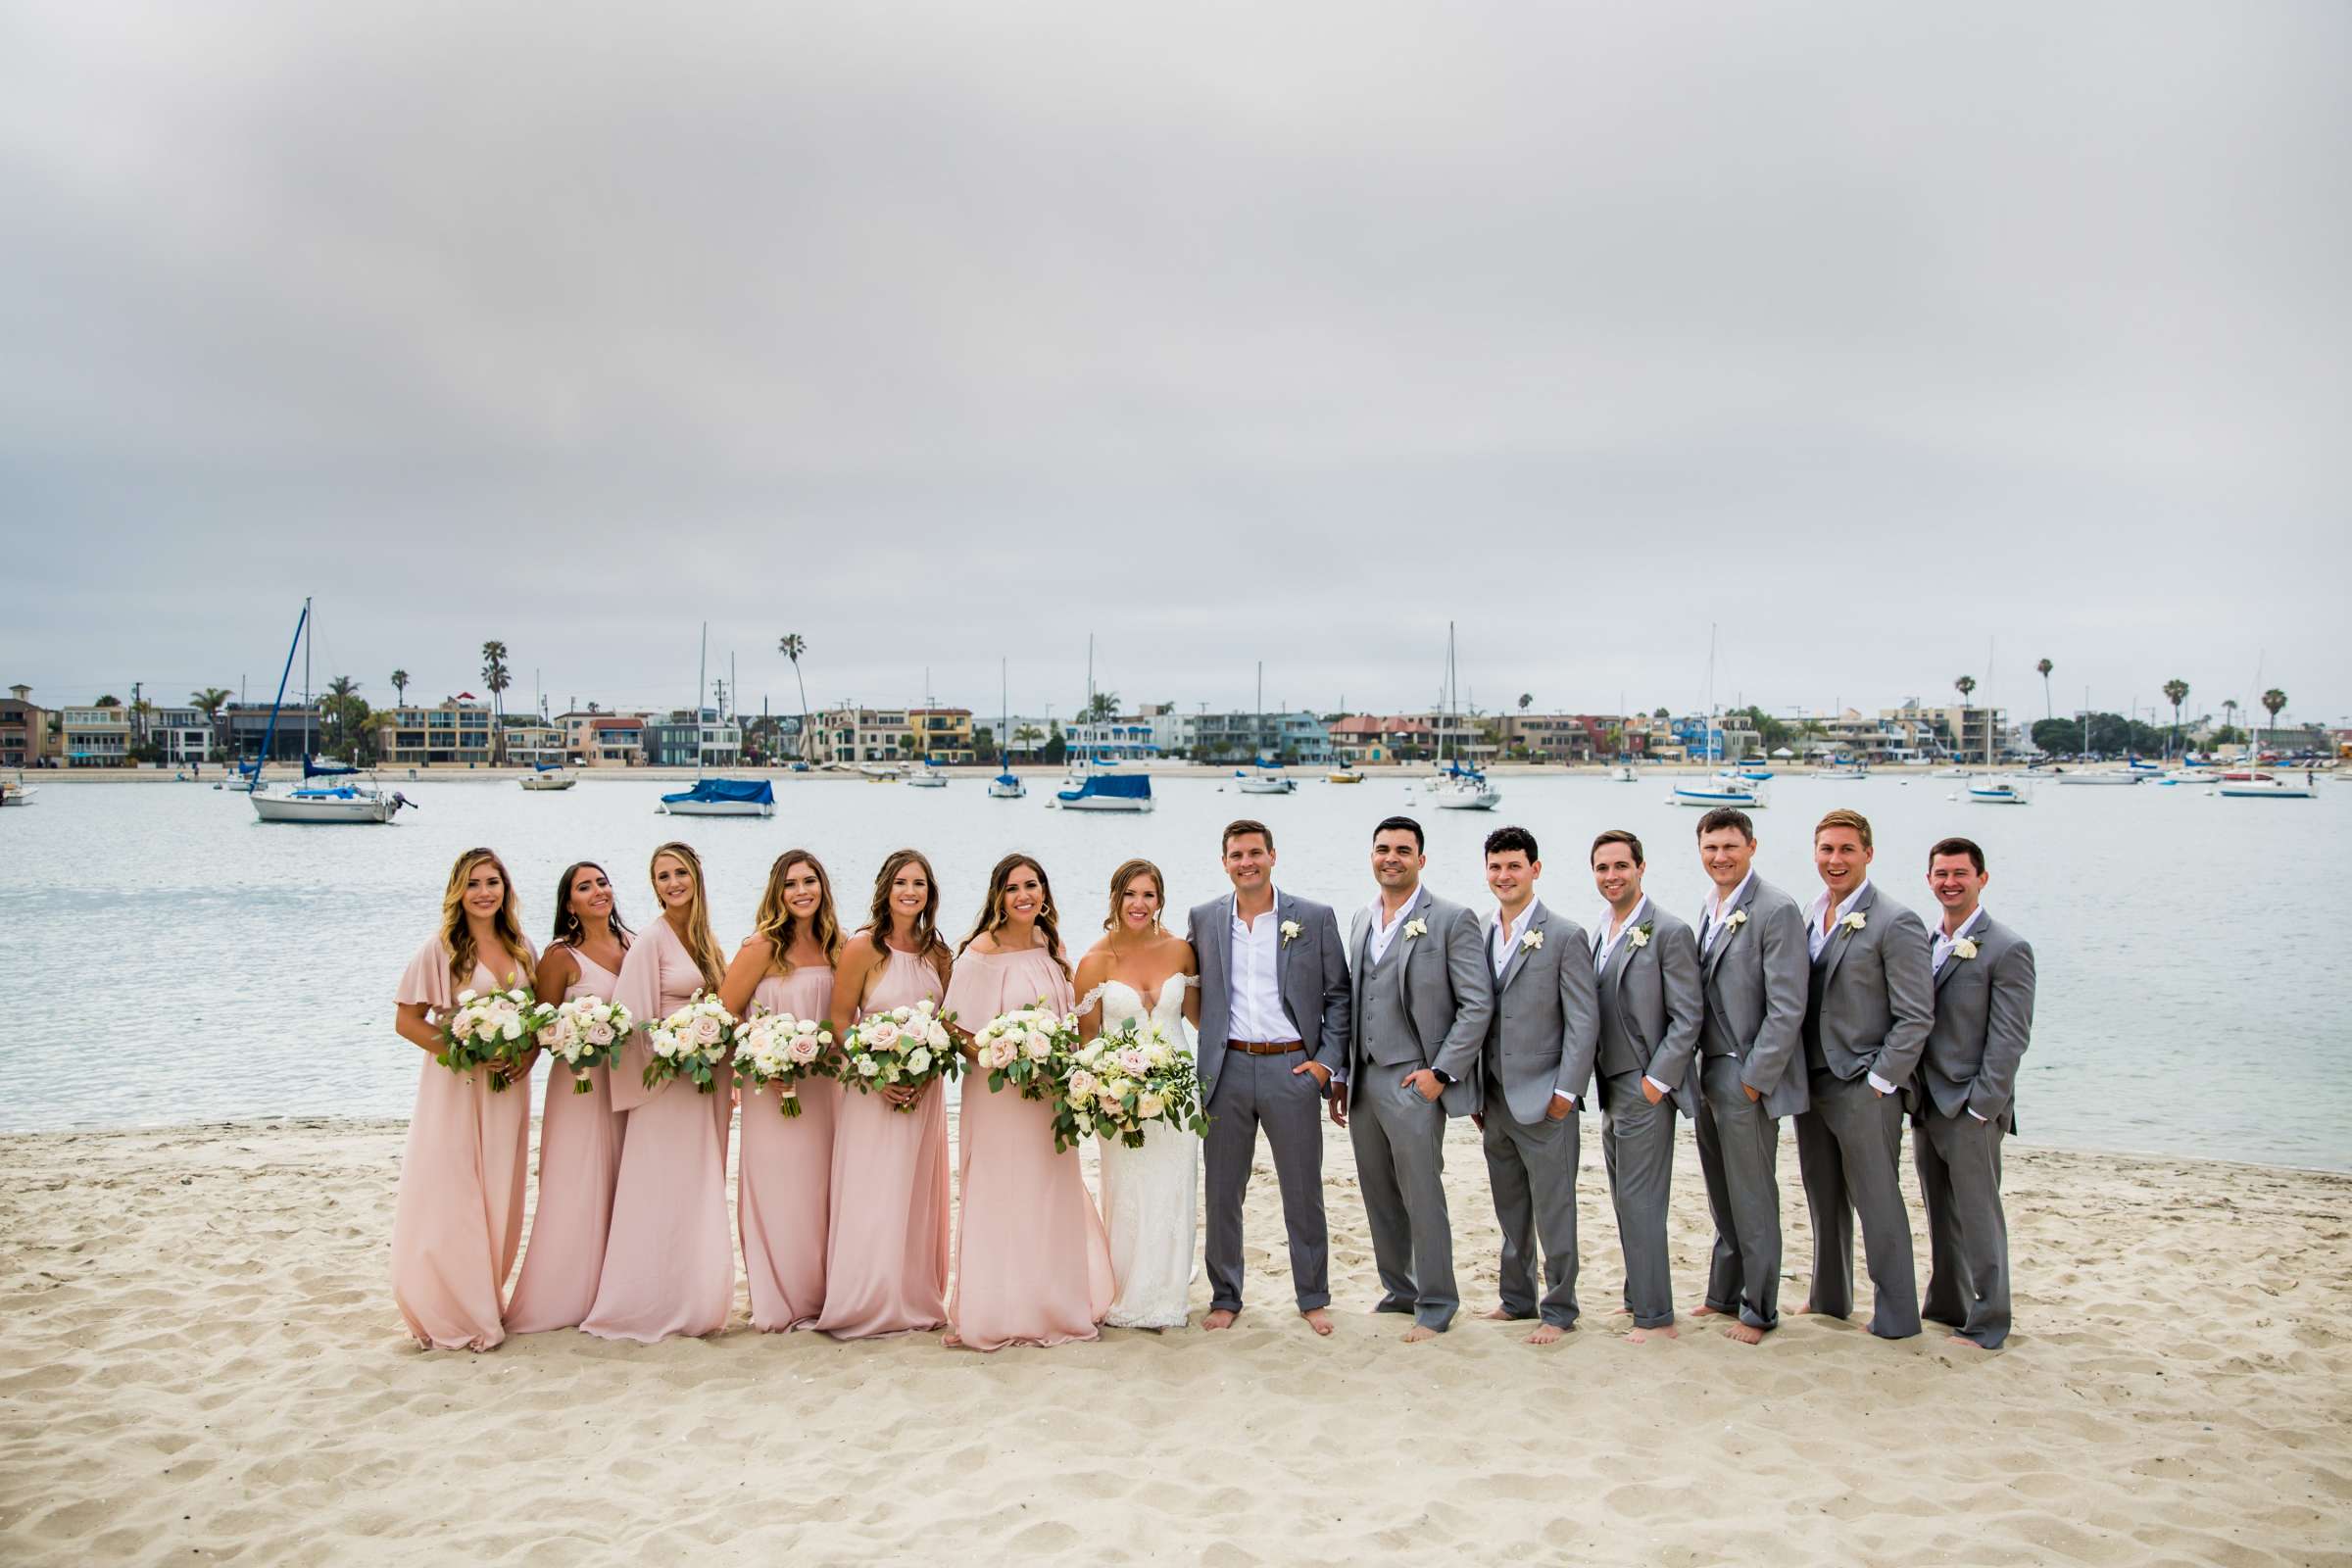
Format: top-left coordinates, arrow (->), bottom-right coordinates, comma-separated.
580,918 -> 735,1342
813,948 -> 951,1339
504,946 -> 629,1334
946,946 -> 1113,1349
390,940 -> 537,1351
739,965 -> 838,1332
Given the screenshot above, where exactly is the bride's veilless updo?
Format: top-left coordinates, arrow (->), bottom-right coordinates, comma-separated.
1102,858 -> 1166,933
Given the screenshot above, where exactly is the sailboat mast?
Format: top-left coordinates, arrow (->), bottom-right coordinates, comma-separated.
697,623 -> 709,780
303,596 -> 313,760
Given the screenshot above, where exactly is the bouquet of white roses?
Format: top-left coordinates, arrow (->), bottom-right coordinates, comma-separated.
643,992 -> 737,1094
732,1007 -> 836,1117
534,995 -> 635,1094
838,999 -> 960,1111
1054,1016 -> 1206,1151
438,978 -> 554,1093
969,1001 -> 1080,1102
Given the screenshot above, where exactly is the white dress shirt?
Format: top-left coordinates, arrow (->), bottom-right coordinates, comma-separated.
1228,893 -> 1299,1044
1806,879 -> 1893,1096
1493,902 -> 1574,1108
1932,905 -> 1989,1119
1592,895 -> 1672,1100
1367,891 -> 1418,966
1700,871 -> 1754,954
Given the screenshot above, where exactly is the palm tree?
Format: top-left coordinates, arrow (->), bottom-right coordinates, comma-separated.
2262,688 -> 2287,753
1082,691 -> 1119,723
2222,697 -> 2239,742
2162,678 -> 2189,759
1517,692 -> 1533,712
776,634 -> 810,760
325,675 -> 363,759
479,641 -> 512,765
390,668 -> 410,708
1011,723 -> 1045,757
2036,658 -> 2054,722
191,687 -> 231,761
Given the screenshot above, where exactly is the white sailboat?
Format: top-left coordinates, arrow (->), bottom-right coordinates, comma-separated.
1237,662 -> 1296,795
1432,623 -> 1499,811
518,763 -> 575,791
1671,626 -> 1765,808
249,599 -> 412,823
661,625 -> 773,817
988,660 -> 1026,798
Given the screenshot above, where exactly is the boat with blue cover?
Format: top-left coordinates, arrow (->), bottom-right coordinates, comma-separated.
1055,772 -> 1152,812
660,777 -> 775,817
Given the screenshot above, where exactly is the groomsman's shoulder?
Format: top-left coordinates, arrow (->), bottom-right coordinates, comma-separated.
1537,900 -> 1591,946
1870,889 -> 1931,936
1748,875 -> 1801,913
1648,905 -> 1695,942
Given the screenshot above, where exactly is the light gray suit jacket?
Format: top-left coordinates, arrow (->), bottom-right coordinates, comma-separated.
1345,886 -> 1494,1118
1805,881 -> 1935,1091
1917,911 -> 2035,1127
1696,873 -> 1811,1119
1592,903 -> 1706,1118
1188,889 -> 1351,1102
1478,900 -> 1600,1126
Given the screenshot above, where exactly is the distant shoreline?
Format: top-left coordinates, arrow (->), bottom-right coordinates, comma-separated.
14,760 -> 2022,784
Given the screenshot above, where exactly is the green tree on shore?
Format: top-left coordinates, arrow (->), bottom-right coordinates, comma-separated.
776,634 -> 811,761
191,687 -> 230,760
479,641 -> 511,765
2035,658 -> 2054,721
2262,688 -> 2287,751
2163,678 -> 2189,758
390,669 -> 410,707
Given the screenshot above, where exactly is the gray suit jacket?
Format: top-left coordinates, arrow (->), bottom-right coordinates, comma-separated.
1696,873 -> 1811,1118
1917,911 -> 2035,1126
1478,900 -> 1600,1126
1805,882 -> 1935,1091
1592,902 -> 1706,1118
1345,886 -> 1494,1117
1188,889 -> 1351,1102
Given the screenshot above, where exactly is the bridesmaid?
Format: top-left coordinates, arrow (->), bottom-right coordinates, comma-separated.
812,849 -> 955,1339
389,847 -> 539,1350
717,849 -> 845,1333
580,842 -> 734,1342
505,861 -> 632,1334
945,853 -> 1113,1350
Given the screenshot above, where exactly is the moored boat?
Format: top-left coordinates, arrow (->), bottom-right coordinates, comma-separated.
660,777 -> 775,816
1054,773 -> 1152,812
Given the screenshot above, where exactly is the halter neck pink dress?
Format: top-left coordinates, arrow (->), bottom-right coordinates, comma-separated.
580,917 -> 735,1342
504,945 -> 629,1334
738,964 -> 839,1331
946,945 -> 1112,1349
813,946 -> 951,1339
390,940 -> 536,1351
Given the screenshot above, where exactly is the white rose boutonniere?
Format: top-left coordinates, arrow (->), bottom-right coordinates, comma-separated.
1520,929 -> 1544,953
1280,919 -> 1302,947
1842,911 -> 1868,935
1726,908 -> 1748,930
1951,936 -> 1979,960
1627,921 -> 1653,950
1403,918 -> 1429,941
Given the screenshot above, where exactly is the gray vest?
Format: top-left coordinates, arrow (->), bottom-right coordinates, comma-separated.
1596,961 -> 1643,1078
1360,935 -> 1419,1068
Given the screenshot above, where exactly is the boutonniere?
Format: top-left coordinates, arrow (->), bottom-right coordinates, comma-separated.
1403,918 -> 1429,941
1520,929 -> 1544,953
1280,919 -> 1301,947
1726,909 -> 1748,931
1951,936 -> 1979,960
1841,911 -> 1868,935
1627,921 -> 1653,950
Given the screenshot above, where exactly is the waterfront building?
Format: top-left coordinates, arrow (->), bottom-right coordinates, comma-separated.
60,705 -> 132,767
223,703 -> 323,764
1186,710 -> 1333,765
372,699 -> 495,766
500,716 -> 565,767
816,706 -> 914,764
1066,715 -> 1158,763
1496,712 -> 1612,762
147,706 -> 213,765
908,707 -> 976,763
1,686 -> 49,768
643,709 -> 743,768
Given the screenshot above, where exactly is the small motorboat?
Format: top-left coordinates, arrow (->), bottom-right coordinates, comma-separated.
905,761 -> 948,789
1237,759 -> 1297,795
2213,771 -> 2313,800
1671,774 -> 1767,808
660,778 -> 775,817
519,763 -> 576,791
1054,773 -> 1153,812
1326,768 -> 1366,784
1966,779 -> 2030,806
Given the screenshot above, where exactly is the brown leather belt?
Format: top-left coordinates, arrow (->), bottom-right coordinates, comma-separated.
1227,1040 -> 1304,1055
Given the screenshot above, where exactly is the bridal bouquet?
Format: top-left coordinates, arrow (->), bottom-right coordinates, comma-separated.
1054,1016 -> 1206,1151
439,979 -> 555,1092
732,1007 -> 836,1117
969,1001 -> 1080,1101
643,992 -> 737,1094
839,999 -> 960,1110
536,995 -> 635,1094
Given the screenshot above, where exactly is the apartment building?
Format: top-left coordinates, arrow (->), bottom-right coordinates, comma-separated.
60,705 -> 131,767
1,686 -> 49,767
373,700 -> 496,766
908,707 -> 975,763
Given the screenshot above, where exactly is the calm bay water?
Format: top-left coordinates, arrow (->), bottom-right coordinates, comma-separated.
3,773 -> 2346,1169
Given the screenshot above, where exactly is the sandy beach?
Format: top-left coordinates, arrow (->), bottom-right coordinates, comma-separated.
2,1114 -> 2344,1566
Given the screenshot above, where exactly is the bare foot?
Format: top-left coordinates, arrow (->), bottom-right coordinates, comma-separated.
1721,1321 -> 1765,1345
1402,1324 -> 1439,1344
1690,1303 -> 1724,1318
1947,1333 -> 1988,1350
1479,1306 -> 1522,1322
1525,1323 -> 1567,1346
941,1332 -> 964,1349
1300,1308 -> 1333,1337
1201,1308 -> 1238,1332
1627,1325 -> 1679,1344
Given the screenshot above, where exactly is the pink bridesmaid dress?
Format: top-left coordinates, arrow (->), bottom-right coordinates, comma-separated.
946,947 -> 1113,1349
389,941 -> 536,1351
738,966 -> 839,1332
813,948 -> 952,1338
580,919 -> 735,1342
504,947 -> 629,1334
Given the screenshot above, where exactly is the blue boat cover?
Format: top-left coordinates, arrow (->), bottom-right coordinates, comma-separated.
1058,773 -> 1152,803
662,778 -> 775,806
304,758 -> 358,778
533,761 -> 565,772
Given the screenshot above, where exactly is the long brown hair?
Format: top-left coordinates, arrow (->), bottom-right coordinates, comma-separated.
959,852 -> 1071,978
551,860 -> 635,952
1102,858 -> 1167,933
440,847 -> 534,990
862,847 -> 952,996
649,841 -> 725,992
750,849 -> 843,977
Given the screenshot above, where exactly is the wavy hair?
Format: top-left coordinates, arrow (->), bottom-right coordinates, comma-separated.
1102,858 -> 1167,933
649,841 -> 725,992
439,847 -> 534,991
958,852 -> 1071,979
749,849 -> 843,977
860,848 -> 953,998
551,859 -> 635,953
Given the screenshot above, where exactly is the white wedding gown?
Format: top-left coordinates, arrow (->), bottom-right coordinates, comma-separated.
1093,976 -> 1200,1329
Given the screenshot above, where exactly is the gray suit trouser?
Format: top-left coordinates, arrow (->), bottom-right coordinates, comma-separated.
1793,1070 -> 1923,1339
1203,1048 -> 1331,1313
1692,1054 -> 1782,1330
1600,1069 -> 1676,1329
1916,1107 -> 2010,1348
1348,1069 -> 1457,1331
1480,1080 -> 1581,1328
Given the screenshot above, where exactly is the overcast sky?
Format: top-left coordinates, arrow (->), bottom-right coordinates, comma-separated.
4,2 -> 2346,727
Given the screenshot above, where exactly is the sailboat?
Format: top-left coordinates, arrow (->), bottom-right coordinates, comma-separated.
249,599 -> 413,823
1237,662 -> 1296,795
1054,635 -> 1152,811
1671,626 -> 1765,808
1433,623 -> 1499,811
989,660 -> 1026,798
518,762 -> 576,791
661,624 -> 773,817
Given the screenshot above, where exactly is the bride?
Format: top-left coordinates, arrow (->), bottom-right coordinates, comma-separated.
1072,858 -> 1201,1330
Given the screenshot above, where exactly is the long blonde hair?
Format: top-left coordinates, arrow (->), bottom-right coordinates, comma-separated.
750,849 -> 843,977
649,841 -> 725,991
440,847 -> 534,990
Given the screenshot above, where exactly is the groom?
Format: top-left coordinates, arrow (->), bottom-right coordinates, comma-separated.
1190,818 -> 1351,1335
